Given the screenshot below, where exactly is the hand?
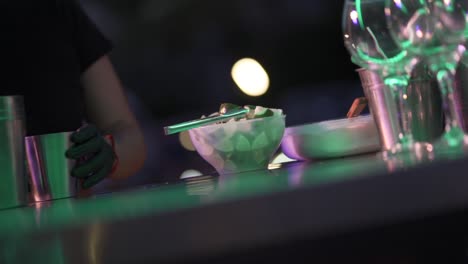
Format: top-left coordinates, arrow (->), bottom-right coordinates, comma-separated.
65,124 -> 117,189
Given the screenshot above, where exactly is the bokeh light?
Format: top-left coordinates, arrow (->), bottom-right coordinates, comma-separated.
231,58 -> 270,96
179,131 -> 196,151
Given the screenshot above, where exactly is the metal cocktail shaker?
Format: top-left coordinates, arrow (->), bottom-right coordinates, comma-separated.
357,68 -> 401,152
0,96 -> 28,210
357,65 -> 443,151
25,131 -> 79,202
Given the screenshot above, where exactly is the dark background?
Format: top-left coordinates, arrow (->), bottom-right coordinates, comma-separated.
78,0 -> 364,190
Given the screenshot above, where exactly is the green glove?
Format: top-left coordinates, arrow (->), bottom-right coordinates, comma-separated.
65,124 -> 117,189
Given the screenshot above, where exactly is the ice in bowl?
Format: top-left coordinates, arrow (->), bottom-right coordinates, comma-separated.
188,106 -> 285,175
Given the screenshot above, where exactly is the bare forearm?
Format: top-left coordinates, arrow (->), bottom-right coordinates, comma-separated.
80,56 -> 147,180
103,120 -> 146,180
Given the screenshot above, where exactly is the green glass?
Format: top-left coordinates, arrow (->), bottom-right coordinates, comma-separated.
342,0 -> 423,155
386,0 -> 468,151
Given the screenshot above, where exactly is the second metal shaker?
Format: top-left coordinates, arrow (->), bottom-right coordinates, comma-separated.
0,95 -> 28,210
25,131 -> 79,202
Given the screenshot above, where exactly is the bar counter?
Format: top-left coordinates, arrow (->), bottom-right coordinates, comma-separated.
1,151 -> 468,263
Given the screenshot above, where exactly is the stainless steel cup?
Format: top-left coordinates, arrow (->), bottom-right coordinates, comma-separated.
0,95 -> 28,210
25,131 -> 79,202
357,66 -> 444,151
357,69 -> 401,152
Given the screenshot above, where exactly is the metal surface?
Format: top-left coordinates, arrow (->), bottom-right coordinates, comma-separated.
0,96 -> 24,121
25,132 -> 78,202
358,66 -> 444,151
0,96 -> 27,210
357,68 -> 401,152
0,150 -> 467,263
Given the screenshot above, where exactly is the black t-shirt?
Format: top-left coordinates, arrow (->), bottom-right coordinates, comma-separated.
0,0 -> 111,136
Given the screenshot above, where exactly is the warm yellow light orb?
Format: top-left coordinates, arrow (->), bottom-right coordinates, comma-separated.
231,58 -> 270,96
179,131 -> 196,151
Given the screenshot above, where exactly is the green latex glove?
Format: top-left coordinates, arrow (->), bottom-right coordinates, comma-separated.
65,124 -> 116,189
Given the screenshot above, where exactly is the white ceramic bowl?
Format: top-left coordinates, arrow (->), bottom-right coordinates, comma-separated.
189,109 -> 285,174
281,115 -> 381,161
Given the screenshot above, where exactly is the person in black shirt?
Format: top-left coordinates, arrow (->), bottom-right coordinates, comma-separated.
1,0 -> 146,188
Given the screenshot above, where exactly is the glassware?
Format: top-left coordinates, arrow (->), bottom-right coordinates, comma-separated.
386,0 -> 468,152
342,0 -> 425,156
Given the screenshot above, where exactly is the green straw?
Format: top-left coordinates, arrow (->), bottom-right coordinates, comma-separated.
164,107 -> 250,135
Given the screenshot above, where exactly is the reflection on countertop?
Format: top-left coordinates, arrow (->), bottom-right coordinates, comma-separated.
1,148 -> 468,263
1,147 -> 465,239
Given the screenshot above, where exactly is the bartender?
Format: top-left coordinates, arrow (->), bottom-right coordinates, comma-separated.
1,0 -> 146,188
